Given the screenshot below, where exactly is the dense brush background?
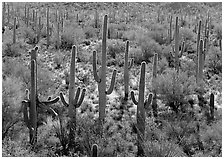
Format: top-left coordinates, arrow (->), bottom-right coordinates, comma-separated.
2,2 -> 222,157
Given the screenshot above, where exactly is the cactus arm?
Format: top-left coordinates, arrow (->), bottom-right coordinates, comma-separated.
25,89 -> 30,100
41,97 -> 60,106
131,91 -> 138,105
179,41 -> 185,58
128,58 -> 134,69
91,144 -> 98,157
106,69 -> 117,95
59,92 -> 69,107
73,87 -> 81,104
22,100 -> 31,129
144,93 -> 153,109
75,88 -> 86,108
93,51 -> 101,83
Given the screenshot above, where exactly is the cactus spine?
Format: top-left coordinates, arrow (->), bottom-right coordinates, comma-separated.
124,40 -> 133,100
152,53 -> 158,118
60,45 -> 86,147
131,62 -> 153,156
92,15 -> 117,132
22,47 -> 59,145
174,17 -> 179,72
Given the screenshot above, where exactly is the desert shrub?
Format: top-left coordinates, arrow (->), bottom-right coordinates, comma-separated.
129,47 -> 143,65
179,27 -> 195,42
140,37 -> 162,62
200,120 -> 222,156
2,43 -> 23,57
107,39 -> 125,59
213,23 -> 222,40
154,69 -> 197,114
60,26 -> 85,50
3,58 -> 30,85
122,30 -> 137,41
84,26 -> 98,39
53,51 -> 65,69
22,26 -> 38,44
157,57 -> 169,74
205,46 -> 222,75
2,76 -> 25,139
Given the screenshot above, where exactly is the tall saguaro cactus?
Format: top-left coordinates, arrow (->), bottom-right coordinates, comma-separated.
209,93 -> 214,121
131,62 -> 153,156
196,20 -> 202,83
124,40 -> 133,100
152,53 -> 158,118
169,14 -> 172,43
60,45 -> 86,147
46,6 -> 50,49
22,47 -> 59,145
174,17 -> 179,72
13,17 -> 16,44
92,15 -> 117,133
197,39 -> 204,85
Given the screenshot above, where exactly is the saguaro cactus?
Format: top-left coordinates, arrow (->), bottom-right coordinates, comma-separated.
13,17 -> 16,44
46,6 -> 50,49
2,2 -> 6,31
60,45 -> 86,147
124,40 -> 133,100
174,17 -> 179,72
92,15 -> 117,132
91,144 -> 98,157
152,53 -> 158,118
131,62 -> 153,156
197,39 -> 204,85
209,93 -> 214,121
196,20 -> 202,83
169,14 -> 172,43
22,47 -> 59,145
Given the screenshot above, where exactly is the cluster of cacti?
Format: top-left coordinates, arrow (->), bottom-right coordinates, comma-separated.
131,62 -> 153,156
92,15 -> 117,134
22,47 -> 59,145
60,45 -> 86,147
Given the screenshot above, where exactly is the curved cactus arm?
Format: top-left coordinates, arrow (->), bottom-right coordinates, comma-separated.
128,58 -> 134,69
25,89 -> 30,100
93,51 -> 101,83
73,87 -> 81,104
49,107 -> 58,116
179,41 -> 185,58
91,144 -> 98,157
76,88 -> 86,108
41,97 -> 60,106
144,93 -> 153,109
131,91 -> 138,105
22,100 -> 31,129
106,69 -> 117,95
59,92 -> 69,107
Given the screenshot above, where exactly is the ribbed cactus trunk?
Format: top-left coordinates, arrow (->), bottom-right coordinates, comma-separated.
131,62 -> 153,157
124,40 -> 133,100
174,17 -> 179,72
137,62 -> 146,156
13,17 -> 16,44
60,45 -> 86,148
92,15 -> 117,135
169,14 -> 172,43
46,7 -> 49,49
2,2 -> 5,30
30,60 -> 37,145
99,14 -> 107,126
152,53 -> 158,118
68,45 -> 77,146
209,93 -> 214,121
198,39 -> 204,85
196,20 -> 201,83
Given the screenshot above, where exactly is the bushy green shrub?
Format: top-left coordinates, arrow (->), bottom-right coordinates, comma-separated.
2,76 -> 25,139
140,37 -> 162,62
205,46 -> 222,75
107,39 -> 125,59
2,43 -> 23,57
154,69 -> 197,114
213,23 -> 222,40
129,47 -> 143,65
84,26 -> 98,39
60,26 -> 85,50
179,27 -> 195,42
